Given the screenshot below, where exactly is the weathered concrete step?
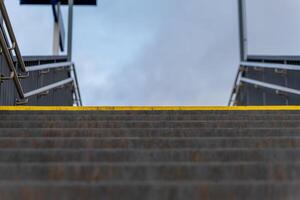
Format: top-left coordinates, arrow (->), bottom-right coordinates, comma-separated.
0,162 -> 298,181
3,114 -> 300,121
0,181 -> 299,200
0,137 -> 299,149
0,128 -> 299,138
0,149 -> 298,162
2,120 -> 300,128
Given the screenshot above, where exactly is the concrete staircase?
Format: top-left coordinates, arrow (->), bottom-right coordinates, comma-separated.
0,109 -> 300,200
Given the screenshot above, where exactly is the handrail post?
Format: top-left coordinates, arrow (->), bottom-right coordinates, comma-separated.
238,0 -> 248,62
72,63 -> 82,106
67,0 -> 74,62
53,2 -> 61,55
229,0 -> 248,106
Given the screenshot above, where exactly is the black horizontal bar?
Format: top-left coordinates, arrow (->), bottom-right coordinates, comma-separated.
20,0 -> 97,6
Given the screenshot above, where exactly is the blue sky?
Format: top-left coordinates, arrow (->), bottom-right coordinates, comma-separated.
5,0 -> 300,105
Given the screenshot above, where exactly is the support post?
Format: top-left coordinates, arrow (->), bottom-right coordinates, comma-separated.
53,2 -> 60,55
67,0 -> 74,61
238,0 -> 247,61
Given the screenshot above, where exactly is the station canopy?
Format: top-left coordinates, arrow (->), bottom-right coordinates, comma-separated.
20,0 -> 97,6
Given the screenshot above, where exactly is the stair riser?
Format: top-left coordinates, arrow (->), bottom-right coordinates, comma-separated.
0,150 -> 298,162
0,128 -> 299,138
0,164 -> 297,181
0,138 -> 299,149
0,184 -> 299,200
2,121 -> 300,128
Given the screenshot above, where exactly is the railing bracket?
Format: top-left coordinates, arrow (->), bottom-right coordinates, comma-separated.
276,90 -> 288,97
0,72 -> 14,83
38,90 -> 50,97
15,98 -> 28,105
54,67 -> 65,72
18,72 -> 29,79
39,68 -> 50,75
275,68 -> 287,75
54,85 -> 65,90
254,67 -> 264,72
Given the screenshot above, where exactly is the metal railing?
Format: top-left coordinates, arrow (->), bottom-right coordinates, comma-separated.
0,1 -> 26,72
240,77 -> 300,96
240,61 -> 300,71
228,61 -> 300,106
228,65 -> 243,106
25,61 -> 73,72
0,1 -> 82,106
71,63 -> 82,106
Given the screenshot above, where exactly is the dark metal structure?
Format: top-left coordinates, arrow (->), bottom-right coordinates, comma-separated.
0,56 -> 74,106
229,0 -> 300,106
20,0 -> 97,5
0,0 -> 96,106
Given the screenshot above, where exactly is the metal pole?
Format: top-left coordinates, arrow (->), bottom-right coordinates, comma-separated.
53,3 -> 60,55
238,0 -> 247,61
67,0 -> 74,61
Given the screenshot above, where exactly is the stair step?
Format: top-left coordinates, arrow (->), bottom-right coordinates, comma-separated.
0,181 -> 299,200
0,128 -> 299,137
0,162 -> 298,181
0,149 -> 298,162
1,109 -> 300,199
2,120 -> 300,128
0,137 -> 299,149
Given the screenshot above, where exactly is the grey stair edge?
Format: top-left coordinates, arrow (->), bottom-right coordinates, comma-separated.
1,180 -> 300,186
1,127 -> 299,130
3,121 -> 300,129
4,119 -> 300,123
0,136 -> 299,140
0,137 -> 300,149
1,147 -> 300,151
0,161 -> 299,166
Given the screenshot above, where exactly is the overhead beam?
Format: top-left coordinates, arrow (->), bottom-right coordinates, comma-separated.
20,0 -> 97,6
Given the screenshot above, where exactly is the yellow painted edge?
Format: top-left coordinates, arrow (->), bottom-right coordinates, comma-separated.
0,106 -> 300,111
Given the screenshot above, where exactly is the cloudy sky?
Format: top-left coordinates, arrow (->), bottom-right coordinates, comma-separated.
5,0 -> 300,105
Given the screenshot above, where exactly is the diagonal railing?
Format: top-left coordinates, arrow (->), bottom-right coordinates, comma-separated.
0,1 -> 26,72
0,0 -> 82,106
229,61 -> 300,106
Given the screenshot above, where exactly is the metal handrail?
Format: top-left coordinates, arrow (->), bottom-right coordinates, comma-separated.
26,61 -> 73,72
240,77 -> 300,96
24,78 -> 73,98
0,1 -> 82,105
241,61 -> 300,71
0,23 -> 24,98
0,17 -> 79,103
229,60 -> 300,105
228,66 -> 242,106
0,0 -> 26,72
71,63 -> 82,106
